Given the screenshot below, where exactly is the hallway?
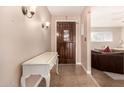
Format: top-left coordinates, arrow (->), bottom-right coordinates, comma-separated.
38,65 -> 97,87
0,6 -> 91,87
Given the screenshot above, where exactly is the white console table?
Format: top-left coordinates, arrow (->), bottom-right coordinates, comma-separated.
20,52 -> 59,87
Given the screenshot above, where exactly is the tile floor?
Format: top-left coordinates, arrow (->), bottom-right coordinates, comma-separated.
92,68 -> 124,87
26,65 -> 97,87
41,65 -> 97,87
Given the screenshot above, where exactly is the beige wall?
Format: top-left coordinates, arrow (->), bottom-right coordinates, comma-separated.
51,16 -> 81,64
0,6 -> 51,86
121,27 -> 124,41
120,27 -> 124,48
81,7 -> 91,74
91,27 -> 122,49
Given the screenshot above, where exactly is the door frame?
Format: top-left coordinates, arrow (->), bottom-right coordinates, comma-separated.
55,20 -> 78,64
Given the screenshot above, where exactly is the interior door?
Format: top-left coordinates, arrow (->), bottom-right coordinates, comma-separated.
57,22 -> 76,64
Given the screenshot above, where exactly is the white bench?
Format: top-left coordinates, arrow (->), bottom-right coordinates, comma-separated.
20,52 -> 59,87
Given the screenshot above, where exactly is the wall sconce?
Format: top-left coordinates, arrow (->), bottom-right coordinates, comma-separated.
22,6 -> 36,18
45,22 -> 50,28
42,22 -> 50,29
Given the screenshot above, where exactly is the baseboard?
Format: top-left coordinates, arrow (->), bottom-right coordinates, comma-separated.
81,64 -> 100,87
76,62 -> 81,65
87,70 -> 91,74
81,63 -> 91,75
89,74 -> 100,87
59,62 -> 81,65
81,64 -> 87,73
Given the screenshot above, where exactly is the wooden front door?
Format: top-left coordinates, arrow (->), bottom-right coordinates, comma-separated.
57,22 -> 76,64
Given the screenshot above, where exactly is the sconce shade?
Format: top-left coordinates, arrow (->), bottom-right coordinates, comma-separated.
22,6 -> 27,15
30,11 -> 35,15
42,24 -> 45,28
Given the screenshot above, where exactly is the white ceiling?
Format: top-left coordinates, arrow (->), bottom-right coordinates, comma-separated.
47,6 -> 84,16
91,6 -> 124,27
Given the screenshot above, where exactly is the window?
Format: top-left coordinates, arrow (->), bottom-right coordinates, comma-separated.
91,32 -> 113,42
64,30 -> 69,41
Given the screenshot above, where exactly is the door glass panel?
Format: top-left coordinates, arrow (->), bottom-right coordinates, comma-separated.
64,30 -> 69,41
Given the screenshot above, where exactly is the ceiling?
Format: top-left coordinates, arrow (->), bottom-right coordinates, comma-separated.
47,6 -> 124,27
47,6 -> 84,16
91,6 -> 124,27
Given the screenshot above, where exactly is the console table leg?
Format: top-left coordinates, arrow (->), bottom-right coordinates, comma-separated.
44,73 -> 50,87
56,58 -> 59,75
21,76 -> 26,87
